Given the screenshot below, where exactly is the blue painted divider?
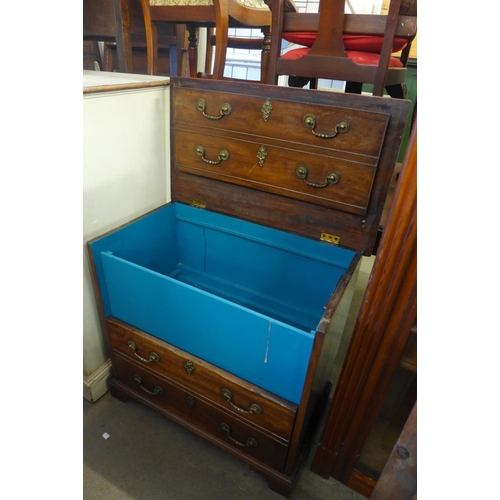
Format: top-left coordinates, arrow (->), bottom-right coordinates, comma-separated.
101,251 -> 314,404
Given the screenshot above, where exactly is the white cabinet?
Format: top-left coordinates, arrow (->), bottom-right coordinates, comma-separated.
83,71 -> 170,401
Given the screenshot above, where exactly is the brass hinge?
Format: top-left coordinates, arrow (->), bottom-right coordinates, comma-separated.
320,232 -> 340,245
191,199 -> 207,209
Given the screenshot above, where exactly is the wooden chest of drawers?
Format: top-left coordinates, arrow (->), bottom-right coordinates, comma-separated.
88,77 -> 410,497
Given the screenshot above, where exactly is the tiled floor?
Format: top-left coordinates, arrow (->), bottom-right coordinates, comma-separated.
83,257 -> 375,500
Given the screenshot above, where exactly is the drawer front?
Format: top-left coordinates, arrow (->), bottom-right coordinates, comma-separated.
174,128 -> 377,215
113,354 -> 289,472
172,86 -> 390,158
107,318 -> 297,440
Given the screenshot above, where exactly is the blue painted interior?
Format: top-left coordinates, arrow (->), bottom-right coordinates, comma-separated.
89,203 -> 355,404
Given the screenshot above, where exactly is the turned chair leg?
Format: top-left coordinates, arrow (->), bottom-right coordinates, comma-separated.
260,28 -> 271,83
187,24 -> 200,78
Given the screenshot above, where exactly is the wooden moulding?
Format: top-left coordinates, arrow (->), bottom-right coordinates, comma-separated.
310,120 -> 417,495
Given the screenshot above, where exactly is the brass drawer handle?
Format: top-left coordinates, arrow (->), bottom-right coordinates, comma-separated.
303,114 -> 350,139
127,340 -> 160,363
221,388 -> 262,414
195,145 -> 230,165
295,165 -> 340,188
220,423 -> 258,447
133,374 -> 163,395
196,98 -> 232,120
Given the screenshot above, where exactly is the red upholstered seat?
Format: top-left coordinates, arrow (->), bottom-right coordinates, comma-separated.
281,32 -> 407,69
282,46 -> 404,68
282,33 -> 408,53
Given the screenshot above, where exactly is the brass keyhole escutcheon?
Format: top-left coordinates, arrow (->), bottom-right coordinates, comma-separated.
261,98 -> 273,121
184,360 -> 195,375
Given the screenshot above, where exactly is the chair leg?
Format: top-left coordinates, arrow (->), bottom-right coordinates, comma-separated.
205,28 -> 215,75
168,24 -> 187,76
140,0 -> 157,75
114,0 -> 133,73
345,81 -> 363,94
212,0 -> 229,79
102,43 -> 114,72
151,22 -> 159,75
385,83 -> 407,99
187,24 -> 200,78
169,45 -> 178,76
260,28 -> 271,83
288,76 -> 311,88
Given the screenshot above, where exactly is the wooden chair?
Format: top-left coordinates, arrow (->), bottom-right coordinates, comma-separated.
203,1 -> 297,78
139,0 -> 272,80
266,0 -> 417,97
84,0 -> 185,75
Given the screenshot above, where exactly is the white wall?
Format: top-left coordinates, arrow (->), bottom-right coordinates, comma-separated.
83,74 -> 170,400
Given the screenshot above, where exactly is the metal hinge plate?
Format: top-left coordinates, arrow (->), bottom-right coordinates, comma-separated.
191,199 -> 207,209
320,232 -> 340,245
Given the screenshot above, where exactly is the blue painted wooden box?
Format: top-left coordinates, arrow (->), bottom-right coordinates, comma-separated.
89,202 -> 355,404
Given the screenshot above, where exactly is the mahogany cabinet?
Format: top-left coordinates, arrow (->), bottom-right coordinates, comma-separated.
87,78 -> 410,497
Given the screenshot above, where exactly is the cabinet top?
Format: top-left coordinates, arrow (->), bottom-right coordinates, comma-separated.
83,71 -> 170,94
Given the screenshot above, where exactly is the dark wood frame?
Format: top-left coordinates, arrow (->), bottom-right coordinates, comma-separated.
310,120 -> 417,496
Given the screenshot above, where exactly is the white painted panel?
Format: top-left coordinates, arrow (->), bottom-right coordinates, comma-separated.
83,72 -> 170,377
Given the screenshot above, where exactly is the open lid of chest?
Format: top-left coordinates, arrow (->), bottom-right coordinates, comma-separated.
170,77 -> 410,255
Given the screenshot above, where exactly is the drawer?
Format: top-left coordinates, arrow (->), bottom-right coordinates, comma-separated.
113,353 -> 289,472
107,317 -> 297,441
173,128 -> 378,216
172,86 -> 390,159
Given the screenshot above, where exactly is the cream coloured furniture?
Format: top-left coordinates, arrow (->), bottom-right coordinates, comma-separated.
83,71 -> 171,402
140,0 -> 272,79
